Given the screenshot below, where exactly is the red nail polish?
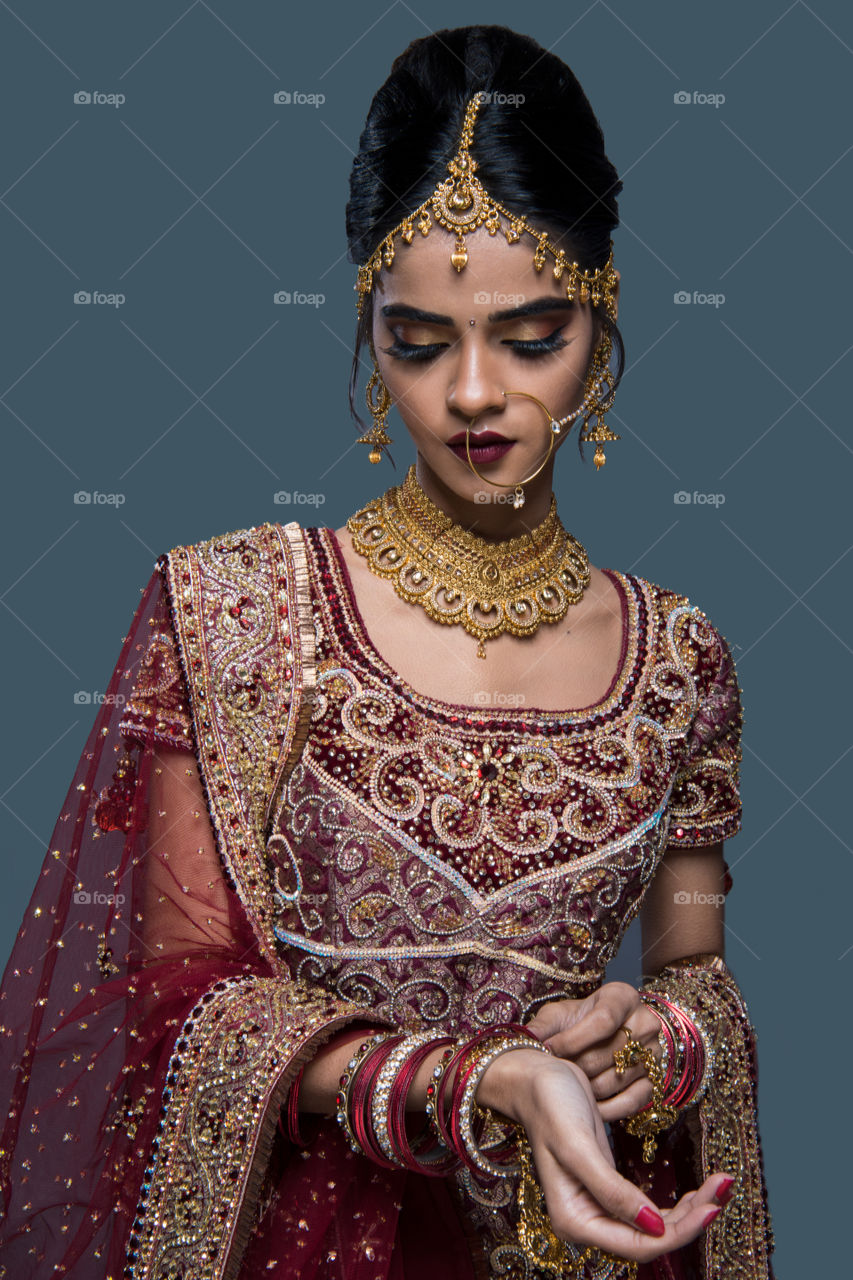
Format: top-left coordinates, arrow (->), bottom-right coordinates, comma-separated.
702,1206 -> 721,1229
714,1177 -> 735,1206
635,1206 -> 665,1237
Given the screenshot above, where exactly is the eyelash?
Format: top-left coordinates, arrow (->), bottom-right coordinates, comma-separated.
380,327 -> 570,363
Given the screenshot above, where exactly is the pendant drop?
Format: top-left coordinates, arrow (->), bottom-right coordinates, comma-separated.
512,486 -> 525,509
476,638 -> 487,660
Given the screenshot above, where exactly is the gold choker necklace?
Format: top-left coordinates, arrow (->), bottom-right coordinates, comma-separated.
345,465 -> 591,659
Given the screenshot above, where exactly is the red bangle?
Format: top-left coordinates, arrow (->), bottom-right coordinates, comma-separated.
280,1067 -> 313,1147
641,996 -> 677,1095
654,997 -> 704,1107
386,1036 -> 458,1175
350,1036 -> 405,1169
445,1025 -> 536,1173
433,1026 -> 516,1155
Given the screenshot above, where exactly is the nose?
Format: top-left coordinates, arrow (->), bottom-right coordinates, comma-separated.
444,332 -> 507,424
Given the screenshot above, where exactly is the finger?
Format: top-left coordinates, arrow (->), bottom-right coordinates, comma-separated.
540,1145 -> 733,1262
589,1094 -> 616,1165
584,1059 -> 645,1100
553,988 -> 650,1059
525,998 -> 584,1039
589,1058 -> 654,1098
664,1174 -> 737,1224
544,1006 -> 629,1058
542,1130 -> 669,1243
526,999 -> 587,1040
595,1076 -> 653,1122
578,1017 -> 664,1085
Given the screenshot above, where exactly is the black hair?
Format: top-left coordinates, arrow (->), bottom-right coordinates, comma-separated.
345,24 -> 625,463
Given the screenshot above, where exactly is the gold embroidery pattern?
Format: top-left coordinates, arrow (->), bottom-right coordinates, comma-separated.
125,975 -> 373,1280
161,521 -> 316,966
665,607 -> 744,845
263,532 -> 743,1032
640,955 -> 775,1278
275,750 -> 672,1028
119,627 -> 195,750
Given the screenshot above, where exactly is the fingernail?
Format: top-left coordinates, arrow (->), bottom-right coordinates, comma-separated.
714,1176 -> 735,1206
634,1206 -> 665,1237
702,1206 -> 721,1229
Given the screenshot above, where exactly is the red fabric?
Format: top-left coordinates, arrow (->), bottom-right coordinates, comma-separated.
0,564 -> 477,1280
0,550 -> 770,1279
0,566 -> 276,1275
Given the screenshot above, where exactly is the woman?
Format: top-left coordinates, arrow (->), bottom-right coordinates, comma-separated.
0,25 -> 775,1280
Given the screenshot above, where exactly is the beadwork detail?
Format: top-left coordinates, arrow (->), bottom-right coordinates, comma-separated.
120,517 -> 753,1278
265,526 -> 743,1040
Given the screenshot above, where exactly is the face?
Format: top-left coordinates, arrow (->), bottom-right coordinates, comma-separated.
369,225 -> 619,524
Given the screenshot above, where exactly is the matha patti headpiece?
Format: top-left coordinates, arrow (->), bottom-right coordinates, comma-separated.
355,89 -> 618,323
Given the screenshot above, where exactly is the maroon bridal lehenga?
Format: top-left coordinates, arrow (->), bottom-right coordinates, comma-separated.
0,519 -> 775,1279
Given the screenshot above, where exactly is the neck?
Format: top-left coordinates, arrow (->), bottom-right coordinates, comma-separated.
414,455 -> 557,541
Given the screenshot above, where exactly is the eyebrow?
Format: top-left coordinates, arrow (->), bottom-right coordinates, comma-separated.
379,297 -> 577,325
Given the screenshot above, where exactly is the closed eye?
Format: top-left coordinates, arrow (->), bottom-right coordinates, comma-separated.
380,325 -> 571,363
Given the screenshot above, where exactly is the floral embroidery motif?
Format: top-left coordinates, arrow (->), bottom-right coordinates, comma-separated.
119,628 -> 195,751
264,528 -> 743,1037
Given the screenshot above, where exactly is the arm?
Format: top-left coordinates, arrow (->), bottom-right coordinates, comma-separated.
525,843 -> 729,1117
298,1017 -> 730,1265
640,841 -> 727,976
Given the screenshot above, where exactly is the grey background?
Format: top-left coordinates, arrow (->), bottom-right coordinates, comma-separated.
3,2 -> 851,1271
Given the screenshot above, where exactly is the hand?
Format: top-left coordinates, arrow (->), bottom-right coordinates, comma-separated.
526,983 -> 664,1123
477,1047 -> 731,1263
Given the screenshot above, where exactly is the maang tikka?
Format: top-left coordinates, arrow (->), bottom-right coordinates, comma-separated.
354,89 -> 621,472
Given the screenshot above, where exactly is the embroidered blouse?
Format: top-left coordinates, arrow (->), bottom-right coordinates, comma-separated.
119,522 -> 743,1033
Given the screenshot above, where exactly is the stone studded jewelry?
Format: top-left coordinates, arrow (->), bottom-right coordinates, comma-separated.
354,89 -> 621,468
335,1031 -> 401,1159
613,1026 -> 678,1164
346,463 -> 591,659
354,91 -> 618,320
454,1035 -> 550,1177
641,993 -> 712,1109
385,1037 -> 460,1175
357,352 -> 394,464
335,1025 -> 637,1278
371,1030 -> 453,1169
578,331 -> 620,470
640,996 -> 685,1100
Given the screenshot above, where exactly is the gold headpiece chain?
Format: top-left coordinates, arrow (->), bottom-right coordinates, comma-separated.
355,90 -> 619,323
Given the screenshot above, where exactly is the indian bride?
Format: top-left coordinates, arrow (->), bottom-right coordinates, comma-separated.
0,25 -> 775,1280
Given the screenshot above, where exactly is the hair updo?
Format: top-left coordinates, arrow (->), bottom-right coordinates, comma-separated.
345,24 -> 625,459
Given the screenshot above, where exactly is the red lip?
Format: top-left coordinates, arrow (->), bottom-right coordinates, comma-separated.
446,429 -> 511,445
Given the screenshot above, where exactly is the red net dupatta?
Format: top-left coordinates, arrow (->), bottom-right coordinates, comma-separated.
0,523 -> 382,1280
609,953 -> 776,1280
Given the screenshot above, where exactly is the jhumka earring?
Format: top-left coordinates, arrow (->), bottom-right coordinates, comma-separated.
353,89 -> 622,471
358,355 -> 394,464
577,331 -> 620,470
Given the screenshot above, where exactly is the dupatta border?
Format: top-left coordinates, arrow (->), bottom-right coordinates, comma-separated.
640,954 -> 775,1278
124,975 -> 377,1280
123,524 -> 374,1279
160,520 -> 317,967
